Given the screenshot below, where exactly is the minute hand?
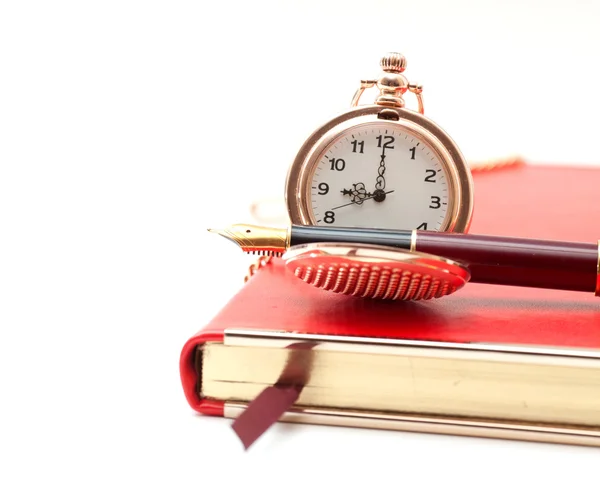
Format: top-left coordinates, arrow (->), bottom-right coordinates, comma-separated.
330,190 -> 395,211
375,149 -> 387,191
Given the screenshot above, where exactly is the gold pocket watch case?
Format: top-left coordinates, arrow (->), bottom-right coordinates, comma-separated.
285,52 -> 474,233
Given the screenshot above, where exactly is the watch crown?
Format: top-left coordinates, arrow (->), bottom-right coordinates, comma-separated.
380,52 -> 406,73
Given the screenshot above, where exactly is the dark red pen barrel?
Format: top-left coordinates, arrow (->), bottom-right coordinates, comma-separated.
415,232 -> 598,292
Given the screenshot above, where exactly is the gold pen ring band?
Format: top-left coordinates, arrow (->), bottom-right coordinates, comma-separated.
595,240 -> 600,297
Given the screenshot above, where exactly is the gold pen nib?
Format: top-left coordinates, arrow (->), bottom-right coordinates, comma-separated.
206,223 -> 288,256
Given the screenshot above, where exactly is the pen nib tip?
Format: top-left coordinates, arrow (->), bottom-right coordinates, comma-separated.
207,227 -> 228,239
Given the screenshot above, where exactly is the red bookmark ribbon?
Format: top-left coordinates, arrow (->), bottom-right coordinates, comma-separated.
231,341 -> 316,449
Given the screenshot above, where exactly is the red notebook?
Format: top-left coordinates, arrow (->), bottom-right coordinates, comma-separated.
180,164 -> 600,446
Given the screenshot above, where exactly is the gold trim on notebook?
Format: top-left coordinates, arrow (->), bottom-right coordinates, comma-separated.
224,403 -> 600,448
224,328 -> 600,360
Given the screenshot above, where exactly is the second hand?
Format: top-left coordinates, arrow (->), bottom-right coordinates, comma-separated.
330,190 -> 395,211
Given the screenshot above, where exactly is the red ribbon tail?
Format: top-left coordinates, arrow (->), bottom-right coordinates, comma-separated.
231,384 -> 302,450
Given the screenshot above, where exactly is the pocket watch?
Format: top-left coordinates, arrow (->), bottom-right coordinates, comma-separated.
284,52 -> 474,233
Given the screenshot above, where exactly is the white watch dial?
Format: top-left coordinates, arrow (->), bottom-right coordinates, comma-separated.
309,122 -> 450,230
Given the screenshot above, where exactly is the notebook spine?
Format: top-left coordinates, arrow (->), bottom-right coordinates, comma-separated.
180,329 -> 225,416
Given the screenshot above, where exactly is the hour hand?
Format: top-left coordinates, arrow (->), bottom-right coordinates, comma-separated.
340,182 -> 372,205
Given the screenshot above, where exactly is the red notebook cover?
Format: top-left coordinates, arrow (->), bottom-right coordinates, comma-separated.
180,164 -> 600,416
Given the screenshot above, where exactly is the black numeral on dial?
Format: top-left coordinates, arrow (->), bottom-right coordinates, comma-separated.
317,183 -> 329,195
324,211 -> 335,224
416,222 -> 428,230
329,158 -> 345,171
424,169 -> 436,182
376,135 -> 395,149
409,146 -> 416,160
351,140 -> 364,153
429,196 -> 441,209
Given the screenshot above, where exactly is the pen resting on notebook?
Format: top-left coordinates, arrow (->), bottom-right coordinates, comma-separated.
208,223 -> 600,295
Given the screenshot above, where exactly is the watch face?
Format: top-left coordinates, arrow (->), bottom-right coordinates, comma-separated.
306,121 -> 452,230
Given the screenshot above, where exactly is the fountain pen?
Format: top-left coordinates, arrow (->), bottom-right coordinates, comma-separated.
208,223 -> 600,295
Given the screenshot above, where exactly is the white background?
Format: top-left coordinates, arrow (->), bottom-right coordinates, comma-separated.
1,1 -> 600,495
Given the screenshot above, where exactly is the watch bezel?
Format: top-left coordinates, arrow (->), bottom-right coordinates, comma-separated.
284,105 -> 474,233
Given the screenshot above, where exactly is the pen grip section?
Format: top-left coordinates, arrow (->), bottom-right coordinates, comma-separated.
290,225 -> 413,251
